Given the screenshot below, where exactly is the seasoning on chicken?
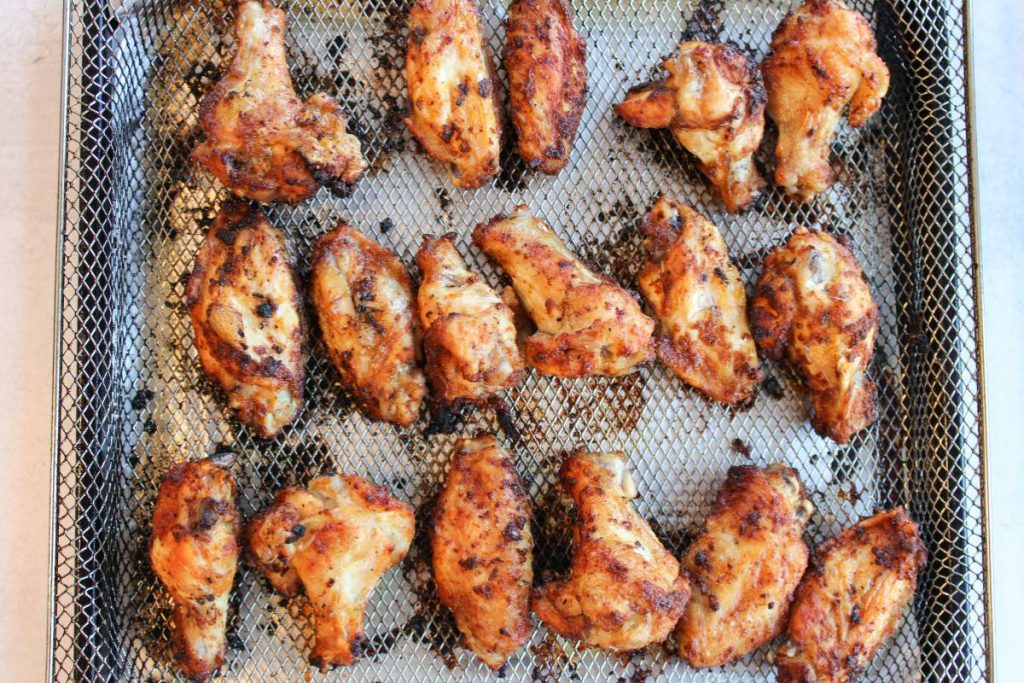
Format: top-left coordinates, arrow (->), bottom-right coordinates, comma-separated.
777,508 -> 926,683
676,464 -> 813,667
432,434 -> 534,669
615,41 -> 765,212
416,234 -> 524,409
405,0 -> 503,189
532,450 -> 690,651
310,222 -> 427,427
637,197 -> 761,404
750,227 -> 879,443
150,453 -> 240,682
473,206 -> 655,377
762,0 -> 890,202
192,0 -> 366,203
246,474 -> 415,670
504,0 -> 587,174
186,201 -> 306,438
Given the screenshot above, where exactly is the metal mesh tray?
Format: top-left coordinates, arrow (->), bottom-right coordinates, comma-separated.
50,0 -> 989,680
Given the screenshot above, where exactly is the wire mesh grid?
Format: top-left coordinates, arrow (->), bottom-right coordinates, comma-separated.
51,0 -> 987,680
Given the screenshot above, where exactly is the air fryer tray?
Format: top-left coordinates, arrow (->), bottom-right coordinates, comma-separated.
50,0 -> 988,680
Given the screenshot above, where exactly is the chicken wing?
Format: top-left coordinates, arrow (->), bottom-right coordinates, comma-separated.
615,42 -> 765,212
405,0 -> 503,189
186,201 -> 306,438
762,0 -> 890,202
310,223 -> 427,427
432,434 -> 534,669
777,508 -> 926,683
473,207 -> 655,377
637,197 -> 761,405
192,0 -> 366,204
676,464 -> 813,667
532,451 -> 690,652
150,453 -> 240,681
416,234 -> 524,406
750,227 -> 878,443
504,0 -> 587,175
246,474 -> 415,670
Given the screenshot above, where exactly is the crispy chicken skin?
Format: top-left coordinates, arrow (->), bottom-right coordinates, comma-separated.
416,234 -> 525,404
432,434 -> 534,669
246,475 -> 415,670
615,42 -> 766,212
777,508 -> 926,683
186,201 -> 305,438
473,207 -> 655,377
676,464 -> 813,667
192,0 -> 366,204
310,223 -> 427,427
504,0 -> 587,175
638,197 -> 761,405
751,227 -> 879,443
245,486 -> 326,597
405,0 -> 503,189
532,451 -> 691,652
150,454 -> 240,682
762,0 -> 890,202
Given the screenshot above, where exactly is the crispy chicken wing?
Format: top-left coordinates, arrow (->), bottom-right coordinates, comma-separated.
192,0 -> 366,204
638,197 -> 761,405
750,227 -> 879,443
777,508 -> 926,683
762,0 -> 890,202
186,201 -> 305,438
432,434 -> 534,669
247,474 -> 415,670
150,454 -> 240,681
473,207 -> 655,377
405,0 -> 503,189
416,234 -> 524,405
532,451 -> 690,652
615,42 -> 765,212
504,0 -> 587,175
310,223 -> 427,427
676,464 -> 813,667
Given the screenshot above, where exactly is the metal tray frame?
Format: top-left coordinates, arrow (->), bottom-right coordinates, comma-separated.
49,0 -> 990,680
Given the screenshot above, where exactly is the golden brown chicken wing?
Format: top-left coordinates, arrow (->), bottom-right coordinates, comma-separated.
150,453 -> 240,682
473,207 -> 655,377
504,0 -> 587,175
615,42 -> 765,212
676,464 -> 813,667
777,508 -> 926,683
186,201 -> 306,438
637,197 -> 761,405
405,0 -> 503,189
750,227 -> 878,443
432,434 -> 534,669
762,0 -> 890,202
246,474 -> 415,670
532,451 -> 690,652
416,234 -> 525,406
310,223 -> 427,427
192,0 -> 366,204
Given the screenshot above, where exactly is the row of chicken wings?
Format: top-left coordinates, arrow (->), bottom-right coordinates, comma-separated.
192,0 -> 888,210
192,0 -> 587,202
151,445 -> 924,681
617,0 -> 889,209
188,195 -> 879,444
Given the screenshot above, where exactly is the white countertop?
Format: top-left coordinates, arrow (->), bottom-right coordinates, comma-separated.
0,0 -> 1017,679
